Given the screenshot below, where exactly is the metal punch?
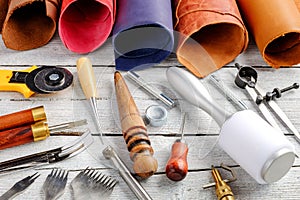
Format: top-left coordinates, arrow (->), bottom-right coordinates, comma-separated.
126,71 -> 176,108
235,63 -> 300,143
0,130 -> 93,174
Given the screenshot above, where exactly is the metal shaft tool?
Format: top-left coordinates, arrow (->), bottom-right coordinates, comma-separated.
0,119 -> 87,150
126,71 -> 176,108
76,57 -> 103,144
210,75 -> 248,110
103,145 -> 153,200
165,113 -> 188,181
114,71 -> 158,179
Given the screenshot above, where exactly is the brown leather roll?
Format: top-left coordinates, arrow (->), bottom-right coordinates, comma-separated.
237,0 -> 300,68
0,0 -> 8,32
2,0 -> 60,50
295,0 -> 300,11
173,0 -> 249,78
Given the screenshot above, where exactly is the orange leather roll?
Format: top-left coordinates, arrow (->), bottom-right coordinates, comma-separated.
0,0 -> 8,32
173,0 -> 248,78
2,0 -> 60,50
295,0 -> 300,11
237,0 -> 300,67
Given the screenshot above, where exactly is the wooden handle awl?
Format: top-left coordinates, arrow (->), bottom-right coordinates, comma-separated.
114,71 -> 158,179
0,106 -> 46,131
165,141 -> 188,181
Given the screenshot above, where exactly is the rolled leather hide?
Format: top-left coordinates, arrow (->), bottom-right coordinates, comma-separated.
173,0 -> 248,78
237,0 -> 300,67
59,0 -> 116,53
113,0 -> 174,71
2,0 -> 60,50
0,0 -> 8,32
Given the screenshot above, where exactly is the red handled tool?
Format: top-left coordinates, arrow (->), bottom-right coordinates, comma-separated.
165,113 -> 188,181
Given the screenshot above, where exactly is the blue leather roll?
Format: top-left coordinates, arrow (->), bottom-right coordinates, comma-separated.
113,0 -> 174,71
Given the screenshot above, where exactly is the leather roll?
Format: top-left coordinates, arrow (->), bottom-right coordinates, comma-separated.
59,0 -> 116,54
2,0 -> 60,50
295,0 -> 300,11
237,0 -> 300,67
173,0 -> 248,78
113,0 -> 174,71
0,0 -> 8,32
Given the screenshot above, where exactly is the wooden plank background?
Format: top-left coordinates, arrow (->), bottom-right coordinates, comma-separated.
0,33 -> 299,199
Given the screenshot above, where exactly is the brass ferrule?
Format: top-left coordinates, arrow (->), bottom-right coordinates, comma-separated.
212,168 -> 235,200
31,106 -> 47,122
31,121 -> 50,142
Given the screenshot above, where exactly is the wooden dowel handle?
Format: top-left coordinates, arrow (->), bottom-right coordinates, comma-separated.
114,71 -> 158,178
0,106 -> 46,131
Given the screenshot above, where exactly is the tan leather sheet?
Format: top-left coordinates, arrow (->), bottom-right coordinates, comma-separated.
0,0 -> 8,32
173,0 -> 248,78
2,0 -> 60,50
237,0 -> 300,67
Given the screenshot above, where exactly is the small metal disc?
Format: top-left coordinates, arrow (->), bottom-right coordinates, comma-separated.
144,105 -> 168,127
33,67 -> 73,93
25,66 -> 55,94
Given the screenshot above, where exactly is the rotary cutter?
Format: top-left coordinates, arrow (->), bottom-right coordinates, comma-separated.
0,66 -> 73,98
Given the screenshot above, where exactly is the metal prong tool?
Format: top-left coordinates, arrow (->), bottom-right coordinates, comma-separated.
103,145 -> 153,200
0,131 -> 93,174
126,71 -> 176,108
0,172 -> 40,200
235,63 -> 300,143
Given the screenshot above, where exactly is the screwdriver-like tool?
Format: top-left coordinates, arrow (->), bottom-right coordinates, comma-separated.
76,57 -> 103,144
0,119 -> 87,150
165,113 -> 188,181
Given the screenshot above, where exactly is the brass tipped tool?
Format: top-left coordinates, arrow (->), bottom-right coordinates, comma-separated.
114,71 -> 158,179
77,57 -> 103,144
211,166 -> 235,200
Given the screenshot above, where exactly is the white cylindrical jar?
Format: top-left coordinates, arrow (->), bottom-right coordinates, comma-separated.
218,110 -> 295,184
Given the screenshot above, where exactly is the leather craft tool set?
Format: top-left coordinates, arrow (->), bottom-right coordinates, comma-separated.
0,0 -> 299,199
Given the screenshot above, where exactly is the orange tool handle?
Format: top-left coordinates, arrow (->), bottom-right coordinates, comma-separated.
0,122 -> 49,150
0,106 -> 46,131
165,141 -> 188,181
0,125 -> 34,150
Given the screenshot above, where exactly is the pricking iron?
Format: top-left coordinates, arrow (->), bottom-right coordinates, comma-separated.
0,130 -> 93,174
166,67 -> 295,184
0,66 -> 73,98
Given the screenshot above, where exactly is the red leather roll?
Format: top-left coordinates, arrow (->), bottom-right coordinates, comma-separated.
2,0 -> 60,50
237,0 -> 300,67
59,0 -> 116,53
0,0 -> 8,32
173,0 -> 249,78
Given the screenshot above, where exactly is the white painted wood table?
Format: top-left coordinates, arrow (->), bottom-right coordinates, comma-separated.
0,34 -> 299,199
